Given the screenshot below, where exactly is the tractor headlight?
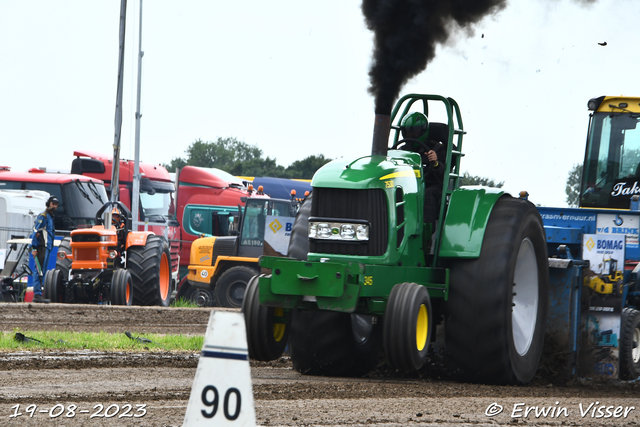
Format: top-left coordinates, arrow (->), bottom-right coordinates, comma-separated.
356,224 -> 369,240
308,220 -> 369,242
340,224 -> 355,240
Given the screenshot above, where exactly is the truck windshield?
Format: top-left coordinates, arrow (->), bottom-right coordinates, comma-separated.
62,181 -> 109,229
0,180 -> 108,230
139,182 -> 176,222
581,112 -> 640,209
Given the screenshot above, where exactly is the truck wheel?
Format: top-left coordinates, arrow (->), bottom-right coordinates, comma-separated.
55,237 -> 72,281
289,309 -> 380,377
111,269 -> 133,306
446,196 -> 549,385
183,286 -> 214,307
620,307 -> 640,380
214,266 -> 258,308
43,269 -> 64,303
383,282 -> 432,371
128,235 -> 172,307
213,265 -> 259,308
242,275 -> 290,361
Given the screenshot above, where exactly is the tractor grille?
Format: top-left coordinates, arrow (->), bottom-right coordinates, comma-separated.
310,188 -> 388,256
72,234 -> 101,243
74,248 -> 99,261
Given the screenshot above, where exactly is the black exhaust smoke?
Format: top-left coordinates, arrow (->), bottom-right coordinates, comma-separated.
362,0 -> 507,115
362,0 -> 598,115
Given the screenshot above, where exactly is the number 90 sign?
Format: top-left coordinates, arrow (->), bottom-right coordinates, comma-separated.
183,312 -> 256,426
201,385 -> 241,421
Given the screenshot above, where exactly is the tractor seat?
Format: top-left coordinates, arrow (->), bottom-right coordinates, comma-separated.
428,122 -> 449,144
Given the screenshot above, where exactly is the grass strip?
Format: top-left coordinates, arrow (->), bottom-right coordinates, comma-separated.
170,297 -> 200,308
1,330 -> 204,352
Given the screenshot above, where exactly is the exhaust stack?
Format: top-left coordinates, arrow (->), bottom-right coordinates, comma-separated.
371,114 -> 391,156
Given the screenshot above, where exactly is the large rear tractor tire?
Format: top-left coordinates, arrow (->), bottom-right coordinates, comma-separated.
43,269 -> 64,303
242,275 -> 290,361
111,269 -> 133,306
445,196 -> 549,385
383,282 -> 432,371
620,307 -> 640,380
128,235 -> 172,307
214,265 -> 258,308
55,237 -> 72,282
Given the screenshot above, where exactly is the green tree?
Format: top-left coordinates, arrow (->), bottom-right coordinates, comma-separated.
164,137 -> 263,173
285,154 -> 332,179
565,163 -> 582,207
164,138 -> 332,178
230,156 -> 287,178
459,172 -> 504,188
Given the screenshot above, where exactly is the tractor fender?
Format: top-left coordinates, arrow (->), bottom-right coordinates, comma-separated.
439,186 -> 505,259
126,231 -> 155,248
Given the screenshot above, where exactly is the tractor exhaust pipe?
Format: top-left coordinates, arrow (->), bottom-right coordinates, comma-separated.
371,114 -> 391,156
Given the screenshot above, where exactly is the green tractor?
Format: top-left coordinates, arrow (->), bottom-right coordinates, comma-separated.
242,94 -> 549,385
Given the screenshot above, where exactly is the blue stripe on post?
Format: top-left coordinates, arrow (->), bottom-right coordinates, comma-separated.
201,350 -> 248,361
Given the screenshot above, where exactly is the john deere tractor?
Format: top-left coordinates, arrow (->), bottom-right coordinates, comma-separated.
43,201 -> 172,306
242,94 -> 549,385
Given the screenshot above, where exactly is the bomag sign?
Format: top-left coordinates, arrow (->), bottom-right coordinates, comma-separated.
596,239 -> 624,251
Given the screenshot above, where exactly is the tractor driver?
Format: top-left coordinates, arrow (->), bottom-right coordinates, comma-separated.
111,207 -> 127,251
399,112 -> 446,226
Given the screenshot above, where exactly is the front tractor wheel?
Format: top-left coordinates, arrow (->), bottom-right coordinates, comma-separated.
128,235 -> 172,306
111,269 -> 133,306
242,275 -> 290,361
383,282 -> 432,371
446,196 -> 549,385
55,237 -> 72,281
43,269 -> 64,303
214,266 -> 258,308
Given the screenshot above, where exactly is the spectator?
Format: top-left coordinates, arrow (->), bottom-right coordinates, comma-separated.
30,196 -> 59,303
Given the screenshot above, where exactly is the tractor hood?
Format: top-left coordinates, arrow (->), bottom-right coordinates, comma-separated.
311,151 -> 421,192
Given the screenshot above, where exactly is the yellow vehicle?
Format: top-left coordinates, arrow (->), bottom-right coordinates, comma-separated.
584,258 -> 624,295
185,197 -> 297,307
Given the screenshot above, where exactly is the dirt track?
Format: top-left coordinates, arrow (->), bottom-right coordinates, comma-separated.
1,303 -> 639,426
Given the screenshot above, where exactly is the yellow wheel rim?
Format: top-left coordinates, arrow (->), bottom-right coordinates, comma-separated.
273,307 -> 286,342
416,304 -> 428,351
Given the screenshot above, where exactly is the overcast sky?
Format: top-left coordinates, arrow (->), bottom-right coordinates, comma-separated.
1,0 -> 639,207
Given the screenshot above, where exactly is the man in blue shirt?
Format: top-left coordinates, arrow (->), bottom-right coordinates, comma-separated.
30,196 -> 59,303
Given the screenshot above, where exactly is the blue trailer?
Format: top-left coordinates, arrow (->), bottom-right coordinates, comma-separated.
539,96 -> 640,380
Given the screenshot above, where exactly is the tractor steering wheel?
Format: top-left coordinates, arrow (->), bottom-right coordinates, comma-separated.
391,138 -> 440,176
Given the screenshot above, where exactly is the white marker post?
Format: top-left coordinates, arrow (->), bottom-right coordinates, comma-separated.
183,311 -> 256,426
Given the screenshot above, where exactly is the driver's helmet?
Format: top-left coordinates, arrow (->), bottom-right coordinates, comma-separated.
400,112 -> 429,140
111,207 -> 122,226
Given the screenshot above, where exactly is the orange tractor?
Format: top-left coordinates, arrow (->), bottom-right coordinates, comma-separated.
43,201 -> 172,306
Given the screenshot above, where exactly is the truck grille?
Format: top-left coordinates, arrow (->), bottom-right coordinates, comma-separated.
310,188 -> 388,256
